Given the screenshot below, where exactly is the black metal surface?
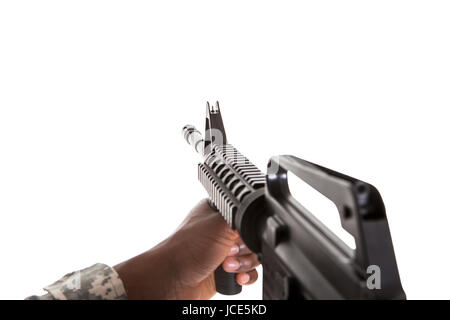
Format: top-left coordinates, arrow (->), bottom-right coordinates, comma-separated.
204,101 -> 227,155
206,199 -> 242,295
185,101 -> 257,295
214,265 -> 242,295
259,155 -> 406,299
183,102 -> 405,299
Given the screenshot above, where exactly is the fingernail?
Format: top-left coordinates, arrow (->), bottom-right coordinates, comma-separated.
229,245 -> 239,255
241,273 -> 250,284
226,259 -> 240,270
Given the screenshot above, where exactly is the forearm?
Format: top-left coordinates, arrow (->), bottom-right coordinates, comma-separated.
114,238 -> 179,300
26,263 -> 127,300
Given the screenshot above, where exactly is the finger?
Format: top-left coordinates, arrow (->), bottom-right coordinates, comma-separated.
222,253 -> 260,273
236,269 -> 258,285
227,239 -> 252,257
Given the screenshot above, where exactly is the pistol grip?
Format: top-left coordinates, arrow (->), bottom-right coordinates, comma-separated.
207,199 -> 242,295
214,265 -> 242,295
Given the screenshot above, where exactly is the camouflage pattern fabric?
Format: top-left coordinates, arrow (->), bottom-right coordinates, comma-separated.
26,263 -> 127,300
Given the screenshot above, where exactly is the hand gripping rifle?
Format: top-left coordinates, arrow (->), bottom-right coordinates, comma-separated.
182,102 -> 405,300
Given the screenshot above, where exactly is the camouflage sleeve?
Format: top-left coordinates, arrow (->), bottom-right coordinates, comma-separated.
25,263 -> 128,300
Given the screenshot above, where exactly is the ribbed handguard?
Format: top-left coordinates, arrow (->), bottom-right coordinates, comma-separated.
199,144 -> 265,228
198,144 -> 265,295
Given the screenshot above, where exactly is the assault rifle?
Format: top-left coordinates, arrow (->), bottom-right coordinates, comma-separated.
182,102 -> 405,300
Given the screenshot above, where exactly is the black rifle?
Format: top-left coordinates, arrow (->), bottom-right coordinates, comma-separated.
182,102 -> 405,300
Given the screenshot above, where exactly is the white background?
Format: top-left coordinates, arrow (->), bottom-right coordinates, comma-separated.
0,1 -> 449,300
